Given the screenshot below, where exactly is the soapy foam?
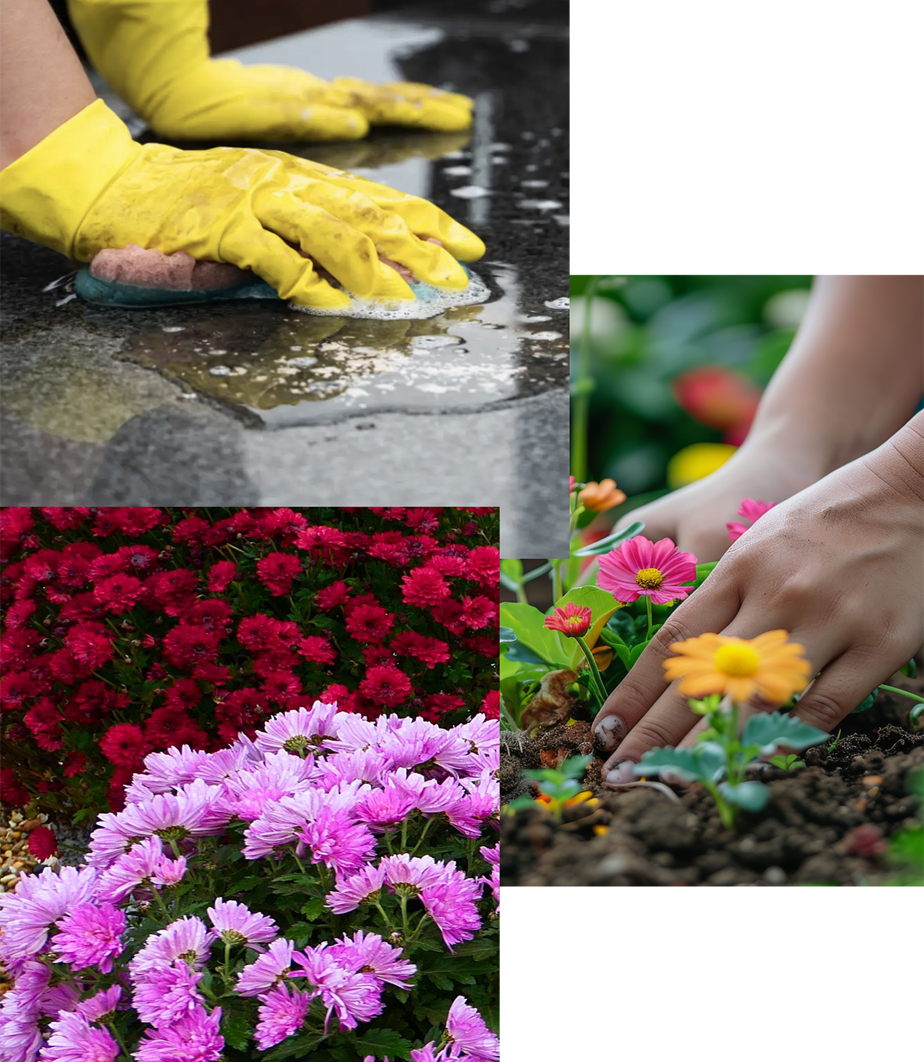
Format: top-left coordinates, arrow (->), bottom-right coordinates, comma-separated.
290,269 -> 491,322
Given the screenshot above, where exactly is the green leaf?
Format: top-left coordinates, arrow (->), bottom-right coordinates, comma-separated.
500,558 -> 524,583
499,603 -> 571,667
718,780 -> 770,812
555,585 -> 624,621
851,689 -> 877,714
220,1003 -> 253,1052
300,896 -> 326,921
521,561 -> 554,584
504,795 -> 539,812
741,711 -> 828,753
628,641 -> 649,668
693,562 -> 717,589
353,1030 -> 416,1061
571,520 -> 645,556
636,742 -> 726,783
901,659 -> 917,678
499,626 -> 517,643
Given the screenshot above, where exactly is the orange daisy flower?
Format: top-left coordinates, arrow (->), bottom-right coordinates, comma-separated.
663,630 -> 812,704
578,479 -> 626,513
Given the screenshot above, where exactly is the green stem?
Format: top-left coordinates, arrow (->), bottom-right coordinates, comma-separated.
150,886 -> 172,921
571,276 -> 601,482
877,681 -> 924,730
373,900 -> 395,930
410,817 -> 434,856
551,558 -> 563,604
644,595 -> 653,642
105,1020 -> 131,1059
223,939 -> 232,981
515,582 -> 529,605
703,780 -> 737,830
574,634 -> 607,706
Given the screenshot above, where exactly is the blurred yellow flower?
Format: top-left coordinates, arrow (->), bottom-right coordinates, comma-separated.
667,443 -> 736,488
663,630 -> 812,704
579,478 -> 626,512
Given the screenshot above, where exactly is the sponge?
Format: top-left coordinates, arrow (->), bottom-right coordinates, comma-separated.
74,245 -> 489,319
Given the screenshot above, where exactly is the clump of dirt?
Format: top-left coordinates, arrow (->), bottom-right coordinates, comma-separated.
501,673 -> 924,887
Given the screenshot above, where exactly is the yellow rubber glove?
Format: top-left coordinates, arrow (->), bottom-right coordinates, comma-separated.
0,100 -> 484,309
67,0 -> 474,141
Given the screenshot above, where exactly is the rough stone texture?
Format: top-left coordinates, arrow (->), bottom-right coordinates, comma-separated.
0,2 -> 568,556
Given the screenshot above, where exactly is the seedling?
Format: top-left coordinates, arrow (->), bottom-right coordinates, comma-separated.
505,755 -> 594,821
768,753 -> 804,771
635,694 -> 827,829
827,729 -> 842,753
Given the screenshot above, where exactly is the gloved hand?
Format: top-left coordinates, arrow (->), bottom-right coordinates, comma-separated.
0,100 -> 484,309
67,0 -> 473,141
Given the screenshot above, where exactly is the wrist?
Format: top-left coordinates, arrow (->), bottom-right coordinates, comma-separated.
861,412 -> 924,508
0,101 -> 137,258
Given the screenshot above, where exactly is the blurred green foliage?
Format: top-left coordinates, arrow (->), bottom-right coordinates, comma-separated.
570,275 -> 813,497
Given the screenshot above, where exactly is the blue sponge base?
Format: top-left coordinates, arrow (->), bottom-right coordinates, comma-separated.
74,268 -> 280,307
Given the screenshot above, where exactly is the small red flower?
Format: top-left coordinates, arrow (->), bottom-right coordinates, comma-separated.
345,603 -> 395,644
480,690 -> 500,720
315,581 -> 351,610
207,560 -> 237,593
543,602 -> 593,638
359,665 -> 413,707
256,552 -> 302,596
401,566 -> 450,607
27,825 -> 58,860
64,623 -> 114,669
99,722 -> 147,767
93,573 -> 144,614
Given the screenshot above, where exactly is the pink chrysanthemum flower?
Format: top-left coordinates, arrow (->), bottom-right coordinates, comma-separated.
134,1006 -> 224,1062
254,983 -> 313,1050
327,931 -> 416,989
254,702 -> 341,757
52,902 -> 125,973
75,985 -> 122,1023
727,498 -> 776,541
543,602 -> 592,638
597,535 -> 697,604
129,917 -> 212,982
290,947 -> 384,1032
41,1009 -> 120,1062
236,937 -> 295,997
419,871 -> 483,951
0,866 -> 97,968
325,864 -> 387,915
132,963 -> 205,1027
206,899 -> 277,949
96,836 -> 186,904
445,996 -> 500,1061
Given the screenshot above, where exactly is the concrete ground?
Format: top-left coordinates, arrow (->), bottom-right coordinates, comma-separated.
0,2 -> 569,556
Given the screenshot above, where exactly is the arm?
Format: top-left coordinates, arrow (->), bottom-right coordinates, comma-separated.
0,0 -> 96,169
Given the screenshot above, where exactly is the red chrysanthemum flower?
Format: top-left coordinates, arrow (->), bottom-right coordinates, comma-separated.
315,581 -> 351,610
420,692 -> 466,722
401,566 -> 450,607
93,573 -> 144,614
256,552 -> 302,597
162,678 -> 203,710
39,507 -> 92,530
186,599 -> 233,635
359,665 -> 413,707
63,753 -> 88,778
427,552 -> 470,579
237,614 -> 281,651
543,602 -> 592,638
64,623 -> 114,669
27,825 -> 58,860
207,560 -> 237,593
144,706 -> 209,751
460,595 -> 498,630
0,768 -> 29,807
99,722 -> 147,767
480,690 -> 500,720
92,507 -> 166,537
297,636 -> 337,666
467,545 -> 500,586
345,603 -> 395,644
390,631 -> 451,668
162,625 -> 221,671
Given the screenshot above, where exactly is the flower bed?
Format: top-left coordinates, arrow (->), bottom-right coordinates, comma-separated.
0,703 -> 499,1060
0,507 -> 499,818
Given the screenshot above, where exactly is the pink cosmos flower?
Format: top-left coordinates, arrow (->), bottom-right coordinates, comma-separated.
597,536 -> 697,604
327,931 -> 416,989
52,902 -> 125,973
41,1010 -> 120,1062
727,497 -> 776,541
543,602 -> 592,638
134,1007 -> 224,1062
254,983 -> 312,1050
206,899 -> 277,948
445,996 -> 500,1061
236,937 -> 295,997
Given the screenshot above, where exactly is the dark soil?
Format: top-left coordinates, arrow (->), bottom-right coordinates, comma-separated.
500,672 -> 924,886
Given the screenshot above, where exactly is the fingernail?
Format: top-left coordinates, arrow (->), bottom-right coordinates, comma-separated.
593,715 -> 625,751
604,758 -> 638,786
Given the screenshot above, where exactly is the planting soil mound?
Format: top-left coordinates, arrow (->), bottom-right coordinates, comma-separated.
501,677 -> 924,886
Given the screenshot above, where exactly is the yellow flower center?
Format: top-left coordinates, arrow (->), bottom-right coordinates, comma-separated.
715,643 -> 760,677
635,567 -> 663,590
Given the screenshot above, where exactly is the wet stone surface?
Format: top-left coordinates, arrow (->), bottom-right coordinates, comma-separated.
0,4 -> 568,554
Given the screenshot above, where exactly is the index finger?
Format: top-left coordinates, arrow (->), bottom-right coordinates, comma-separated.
591,567 -> 741,753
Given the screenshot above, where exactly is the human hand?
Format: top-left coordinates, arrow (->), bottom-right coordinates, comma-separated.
593,414 -> 924,783
0,101 -> 484,309
68,0 -> 472,141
